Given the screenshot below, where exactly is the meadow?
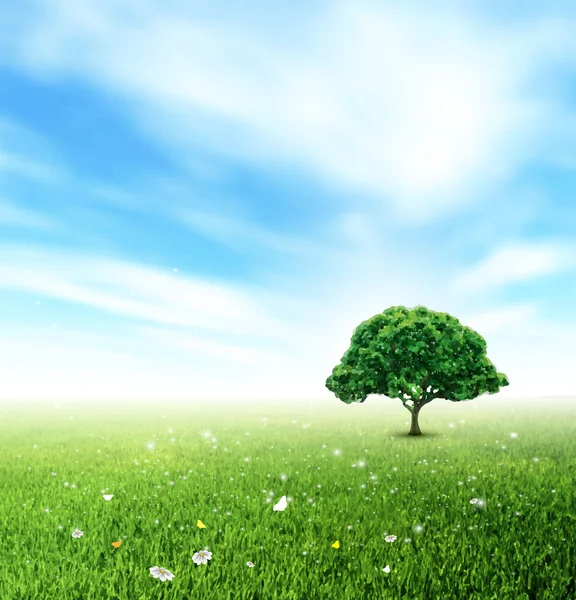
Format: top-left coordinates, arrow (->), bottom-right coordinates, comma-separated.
1,395 -> 575,599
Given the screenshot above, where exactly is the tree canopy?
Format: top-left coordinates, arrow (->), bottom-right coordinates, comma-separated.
325,305 -> 509,435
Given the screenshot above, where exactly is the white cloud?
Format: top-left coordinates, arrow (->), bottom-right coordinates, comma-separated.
450,242 -> 575,293
175,208 -> 321,256
132,324 -> 291,366
464,304 -> 537,334
484,320 -> 576,398
0,240 -> 572,400
0,244 -> 293,337
0,198 -> 59,229
8,2 -> 575,219
0,323 -> 323,399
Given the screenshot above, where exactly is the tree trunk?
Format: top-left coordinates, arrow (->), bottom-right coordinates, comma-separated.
408,403 -> 423,436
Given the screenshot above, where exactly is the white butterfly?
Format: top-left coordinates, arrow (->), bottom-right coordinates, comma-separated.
103,494 -> 114,501
273,495 -> 287,511
383,565 -> 391,573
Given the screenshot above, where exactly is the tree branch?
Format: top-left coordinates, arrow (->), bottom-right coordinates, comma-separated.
417,374 -> 431,404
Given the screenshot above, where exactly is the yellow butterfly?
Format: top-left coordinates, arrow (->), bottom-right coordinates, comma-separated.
197,520 -> 206,529
331,540 -> 340,549
111,540 -> 122,549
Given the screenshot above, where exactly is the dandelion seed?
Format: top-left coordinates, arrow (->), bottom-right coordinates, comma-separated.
385,535 -> 397,543
71,529 -> 84,538
51,472 -> 57,476
192,550 -> 212,565
246,561 -> 254,568
149,566 -> 174,581
510,432 -> 518,439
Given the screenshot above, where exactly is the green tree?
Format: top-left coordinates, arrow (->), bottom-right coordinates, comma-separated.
325,305 -> 509,436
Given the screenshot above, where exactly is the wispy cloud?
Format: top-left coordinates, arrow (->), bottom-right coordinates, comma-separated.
450,242 -> 575,294
0,244 -> 292,337
8,2 -> 576,220
0,198 -> 59,229
0,118 -> 64,182
132,324 -> 290,366
83,183 -> 141,209
465,304 -> 538,334
175,208 -> 321,256
0,151 -> 60,182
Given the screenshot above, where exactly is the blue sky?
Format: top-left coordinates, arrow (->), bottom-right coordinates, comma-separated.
0,0 -> 575,400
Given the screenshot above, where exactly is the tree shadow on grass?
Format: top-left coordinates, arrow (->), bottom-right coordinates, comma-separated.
388,430 -> 443,438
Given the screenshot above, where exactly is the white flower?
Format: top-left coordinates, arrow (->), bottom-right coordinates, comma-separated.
149,566 -> 174,581
246,561 -> 254,568
192,550 -> 213,565
384,535 -> 397,543
103,494 -> 114,501
470,498 -> 478,504
383,565 -> 391,573
273,495 -> 287,511
71,529 -> 84,538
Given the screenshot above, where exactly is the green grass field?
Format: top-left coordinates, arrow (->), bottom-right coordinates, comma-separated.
1,396 -> 574,599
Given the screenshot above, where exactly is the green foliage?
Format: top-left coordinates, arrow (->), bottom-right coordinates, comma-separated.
326,305 -> 509,407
